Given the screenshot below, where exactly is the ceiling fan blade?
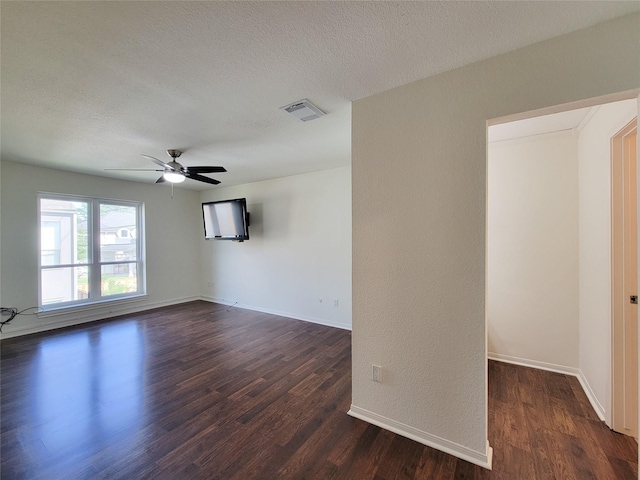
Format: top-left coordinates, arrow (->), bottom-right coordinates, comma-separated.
105,168 -> 164,171
185,172 -> 221,185
155,175 -> 166,184
142,154 -> 173,170
185,166 -> 227,174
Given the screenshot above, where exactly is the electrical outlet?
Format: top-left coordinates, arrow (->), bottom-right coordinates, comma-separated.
333,299 -> 339,307
372,365 -> 382,383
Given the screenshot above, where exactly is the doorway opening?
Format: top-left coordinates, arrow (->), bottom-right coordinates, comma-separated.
486,93 -> 638,432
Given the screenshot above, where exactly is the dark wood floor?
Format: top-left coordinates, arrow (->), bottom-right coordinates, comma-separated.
1,301 -> 636,479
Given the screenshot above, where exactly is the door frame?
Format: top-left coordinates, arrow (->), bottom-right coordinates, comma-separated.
611,118 -> 638,437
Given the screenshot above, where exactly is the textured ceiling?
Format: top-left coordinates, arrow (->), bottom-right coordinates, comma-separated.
2,2 -> 639,190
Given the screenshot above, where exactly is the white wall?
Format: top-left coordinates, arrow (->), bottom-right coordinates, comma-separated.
0,158 -> 3,315
0,158 -> 3,317
0,160 -> 203,337
199,167 -> 352,330
0,161 -> 352,336
351,13 -> 639,468
488,131 -> 579,369
578,99 -> 638,422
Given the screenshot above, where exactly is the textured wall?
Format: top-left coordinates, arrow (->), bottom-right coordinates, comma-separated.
0,161 -> 202,337
199,167 -> 352,330
351,13 -> 640,466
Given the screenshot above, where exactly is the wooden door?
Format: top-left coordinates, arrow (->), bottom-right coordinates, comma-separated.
612,119 -> 638,438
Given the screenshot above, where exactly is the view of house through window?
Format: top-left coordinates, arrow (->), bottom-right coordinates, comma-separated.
39,195 -> 145,308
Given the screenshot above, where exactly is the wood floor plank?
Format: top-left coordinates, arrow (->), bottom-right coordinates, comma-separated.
341,427 -> 396,480
1,300 -> 637,479
370,435 -> 422,479
413,448 -> 458,479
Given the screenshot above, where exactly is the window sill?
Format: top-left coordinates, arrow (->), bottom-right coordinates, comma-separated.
37,294 -> 148,318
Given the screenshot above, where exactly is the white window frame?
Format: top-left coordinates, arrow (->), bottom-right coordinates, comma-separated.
37,193 -> 146,310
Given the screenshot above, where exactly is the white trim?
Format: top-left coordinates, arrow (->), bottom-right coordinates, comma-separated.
1,295 -> 351,339
347,405 -> 492,470
576,371 -> 606,422
200,295 -> 352,331
488,128 -> 574,148
487,89 -> 640,127
488,353 -> 606,421
488,352 -> 580,376
0,296 -> 199,339
37,294 -> 148,318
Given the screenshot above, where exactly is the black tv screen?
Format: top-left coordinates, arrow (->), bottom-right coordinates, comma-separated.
202,198 -> 250,241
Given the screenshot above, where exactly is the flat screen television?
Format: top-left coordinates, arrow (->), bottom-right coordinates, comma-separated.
202,198 -> 250,241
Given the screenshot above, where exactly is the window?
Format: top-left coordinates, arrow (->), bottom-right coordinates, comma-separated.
38,194 -> 145,309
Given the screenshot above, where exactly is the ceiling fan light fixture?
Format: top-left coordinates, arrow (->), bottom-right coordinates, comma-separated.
164,171 -> 185,183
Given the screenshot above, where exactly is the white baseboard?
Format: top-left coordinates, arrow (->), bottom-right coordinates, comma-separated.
575,371 -> 606,422
488,352 -> 581,376
0,296 -> 200,339
200,296 -> 352,331
488,352 -> 606,422
1,296 -> 351,339
347,405 -> 493,470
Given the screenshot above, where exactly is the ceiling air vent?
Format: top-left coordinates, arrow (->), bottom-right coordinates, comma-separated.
280,99 -> 326,122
